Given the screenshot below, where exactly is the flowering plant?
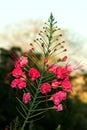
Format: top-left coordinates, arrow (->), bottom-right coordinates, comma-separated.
10,14 -> 80,130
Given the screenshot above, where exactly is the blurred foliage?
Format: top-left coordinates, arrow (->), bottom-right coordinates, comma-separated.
0,47 -> 87,130
0,47 -> 22,129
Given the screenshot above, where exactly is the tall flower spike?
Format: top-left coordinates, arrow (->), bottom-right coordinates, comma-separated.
10,14 -> 73,130
31,13 -> 67,66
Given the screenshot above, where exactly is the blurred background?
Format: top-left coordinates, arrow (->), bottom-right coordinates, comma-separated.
0,0 -> 87,130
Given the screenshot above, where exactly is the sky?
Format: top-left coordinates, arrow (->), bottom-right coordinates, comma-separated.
0,0 -> 87,37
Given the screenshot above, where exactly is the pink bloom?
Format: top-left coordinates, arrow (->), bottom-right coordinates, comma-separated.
49,65 -> 57,73
65,64 -> 74,74
53,104 -> 63,112
62,80 -> 72,92
12,67 -> 26,78
17,79 -> 26,89
65,63 -> 83,74
55,67 -> 67,79
11,79 -> 18,88
28,68 -> 40,81
51,91 -> 67,105
52,79 -> 61,89
15,56 -> 28,68
23,93 -> 31,104
11,78 -> 26,89
40,83 -> 51,94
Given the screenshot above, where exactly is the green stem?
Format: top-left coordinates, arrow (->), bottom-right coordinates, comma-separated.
30,107 -> 53,112
46,15 -> 54,57
21,69 -> 45,130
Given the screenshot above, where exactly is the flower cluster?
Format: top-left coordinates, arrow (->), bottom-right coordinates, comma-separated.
10,14 -> 80,130
11,55 -> 73,111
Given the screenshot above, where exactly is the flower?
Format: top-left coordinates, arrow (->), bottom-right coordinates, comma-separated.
52,79 -> 61,89
12,67 -> 26,79
49,65 -> 57,73
53,104 -> 63,112
11,78 -> 26,89
15,56 -> 28,68
40,83 -> 51,94
62,79 -> 72,92
11,78 -> 18,88
55,67 -> 67,79
28,68 -> 40,81
51,91 -> 67,105
23,93 -> 31,104
10,14 -> 81,129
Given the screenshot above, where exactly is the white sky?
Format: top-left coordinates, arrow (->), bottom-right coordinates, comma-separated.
0,0 -> 87,37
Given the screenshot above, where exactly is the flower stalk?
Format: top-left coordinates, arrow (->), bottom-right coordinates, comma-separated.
10,13 -> 77,130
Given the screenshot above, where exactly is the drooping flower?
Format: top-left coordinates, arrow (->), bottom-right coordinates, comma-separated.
28,68 -> 40,81
17,79 -> 26,89
11,78 -> 26,89
55,67 -> 67,79
51,91 -> 67,105
65,63 -> 83,74
40,83 -> 51,94
62,79 -> 72,92
49,65 -> 57,73
15,56 -> 28,68
53,104 -> 63,112
11,79 -> 19,88
52,79 -> 61,89
23,93 -> 31,104
12,67 -> 26,79
65,64 -> 74,74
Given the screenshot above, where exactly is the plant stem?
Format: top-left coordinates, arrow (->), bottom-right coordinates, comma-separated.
21,71 -> 44,130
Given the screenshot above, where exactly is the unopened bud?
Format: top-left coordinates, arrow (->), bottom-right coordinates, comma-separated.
30,43 -> 33,46
63,49 -> 67,52
54,49 -> 57,51
44,58 -> 48,63
48,49 -> 51,53
41,43 -> 44,47
59,34 -> 62,37
23,52 -> 28,56
61,56 -> 67,62
58,43 -> 61,45
62,41 -> 65,43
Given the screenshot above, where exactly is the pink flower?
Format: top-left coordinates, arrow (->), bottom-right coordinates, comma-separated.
62,80 -> 72,92
55,67 -> 67,79
65,64 -> 74,74
12,67 -> 26,78
17,79 -> 26,89
51,91 -> 67,105
49,65 -> 57,73
52,79 -> 61,89
40,83 -> 51,94
65,64 -> 83,74
15,56 -> 28,68
11,79 -> 18,88
53,104 -> 63,112
28,68 -> 40,81
23,93 -> 31,104
11,78 -> 26,89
